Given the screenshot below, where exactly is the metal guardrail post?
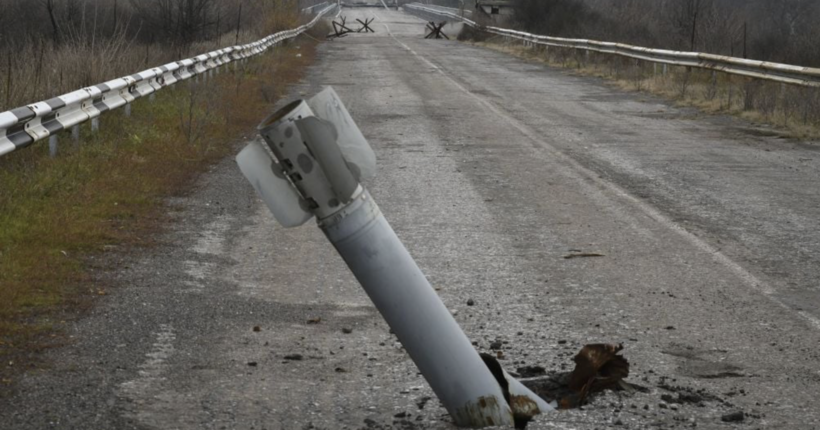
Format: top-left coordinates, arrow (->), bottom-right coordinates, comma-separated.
124,103 -> 132,118
71,125 -> 80,142
49,135 -> 58,158
91,117 -> 100,133
236,88 -> 555,428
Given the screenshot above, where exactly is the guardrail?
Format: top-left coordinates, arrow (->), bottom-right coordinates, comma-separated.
0,4 -> 339,159
301,1 -> 330,14
418,4 -> 473,18
404,3 -> 820,88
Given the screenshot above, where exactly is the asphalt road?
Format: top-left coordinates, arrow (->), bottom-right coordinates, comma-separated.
3,7 -> 820,430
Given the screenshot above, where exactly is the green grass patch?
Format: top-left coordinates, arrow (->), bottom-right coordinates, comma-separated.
0,35 -> 322,386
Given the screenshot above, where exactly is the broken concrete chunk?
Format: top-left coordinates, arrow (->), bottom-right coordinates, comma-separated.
416,396 -> 432,410
721,411 -> 745,422
517,365 -> 547,378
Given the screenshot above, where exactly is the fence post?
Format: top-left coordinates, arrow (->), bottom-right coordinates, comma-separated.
92,117 -> 100,133
781,83 -> 788,125
71,124 -> 80,142
124,103 -> 132,117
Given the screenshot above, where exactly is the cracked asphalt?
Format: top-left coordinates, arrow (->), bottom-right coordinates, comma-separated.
3,7 -> 820,430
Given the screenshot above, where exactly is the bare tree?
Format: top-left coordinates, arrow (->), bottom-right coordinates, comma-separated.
664,0 -> 706,51
42,0 -> 62,46
129,0 -> 220,46
513,0 -> 597,38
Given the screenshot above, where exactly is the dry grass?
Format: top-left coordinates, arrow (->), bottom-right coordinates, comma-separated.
473,37 -> 820,140
0,11 -> 312,113
0,21 -> 327,388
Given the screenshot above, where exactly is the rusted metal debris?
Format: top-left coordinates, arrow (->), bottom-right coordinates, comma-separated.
426,21 -> 449,40
480,353 -> 549,429
568,343 -> 630,407
520,344 -> 640,411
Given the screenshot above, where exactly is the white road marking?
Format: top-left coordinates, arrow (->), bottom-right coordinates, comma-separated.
183,215 -> 233,291
192,216 -> 232,255
119,324 -> 176,399
375,11 -> 820,331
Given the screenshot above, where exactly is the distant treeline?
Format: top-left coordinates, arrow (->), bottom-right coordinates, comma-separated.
0,0 -> 325,49
511,0 -> 820,67
0,0 -> 322,111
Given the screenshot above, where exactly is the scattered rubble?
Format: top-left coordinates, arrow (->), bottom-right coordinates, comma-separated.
415,396 -> 431,410
721,411 -> 745,422
563,252 -> 606,259
516,365 -> 547,378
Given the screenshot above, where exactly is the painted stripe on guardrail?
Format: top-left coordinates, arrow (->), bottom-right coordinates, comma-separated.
0,4 -> 338,159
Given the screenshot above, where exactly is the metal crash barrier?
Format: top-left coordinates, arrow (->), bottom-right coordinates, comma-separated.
0,4 -> 341,160
404,3 -> 820,88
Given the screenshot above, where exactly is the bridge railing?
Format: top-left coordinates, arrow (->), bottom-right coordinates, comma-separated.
0,4 -> 339,159
404,3 -> 820,88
